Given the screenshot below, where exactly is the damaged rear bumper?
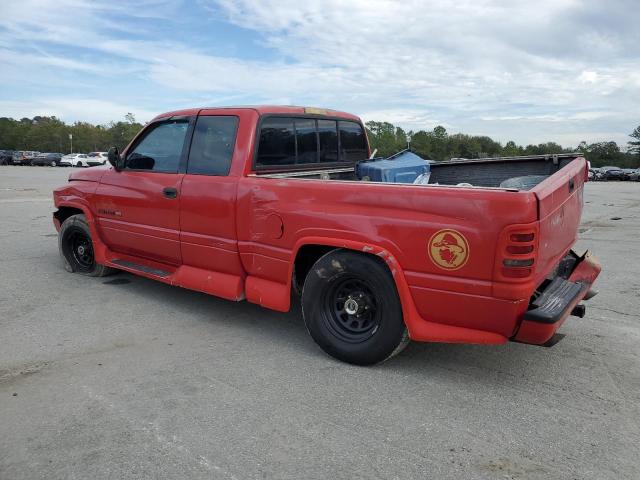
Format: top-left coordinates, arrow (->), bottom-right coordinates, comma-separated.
513,250 -> 601,345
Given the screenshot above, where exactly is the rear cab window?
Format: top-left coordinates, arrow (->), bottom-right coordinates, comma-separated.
255,116 -> 367,171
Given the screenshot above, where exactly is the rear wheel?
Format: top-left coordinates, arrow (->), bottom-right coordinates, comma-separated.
302,249 -> 409,365
59,214 -> 114,277
50,160 -> 57,167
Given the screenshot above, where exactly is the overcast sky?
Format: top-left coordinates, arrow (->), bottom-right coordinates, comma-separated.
0,0 -> 637,147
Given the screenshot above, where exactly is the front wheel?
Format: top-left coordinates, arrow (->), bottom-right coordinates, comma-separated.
302,249 -> 409,365
58,214 -> 114,277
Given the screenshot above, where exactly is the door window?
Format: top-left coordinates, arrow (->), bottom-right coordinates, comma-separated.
126,120 -> 189,172
187,116 -> 239,175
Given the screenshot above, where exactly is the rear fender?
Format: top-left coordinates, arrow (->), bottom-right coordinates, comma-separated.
290,237 -> 507,344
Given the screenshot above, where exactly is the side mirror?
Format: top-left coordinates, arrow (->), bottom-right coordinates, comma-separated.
107,146 -> 123,171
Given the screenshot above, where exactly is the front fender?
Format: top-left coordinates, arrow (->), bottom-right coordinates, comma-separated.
54,200 -> 109,266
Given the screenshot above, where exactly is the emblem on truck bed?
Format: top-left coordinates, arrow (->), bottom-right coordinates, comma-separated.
428,229 -> 469,270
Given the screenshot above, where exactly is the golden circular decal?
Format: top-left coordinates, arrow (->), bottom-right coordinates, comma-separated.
428,229 -> 469,270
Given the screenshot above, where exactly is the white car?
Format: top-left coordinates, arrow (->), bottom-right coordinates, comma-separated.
60,153 -> 89,167
86,152 -> 109,166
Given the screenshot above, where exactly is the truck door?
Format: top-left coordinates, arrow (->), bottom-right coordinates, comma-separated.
178,114 -> 244,279
94,117 -> 192,265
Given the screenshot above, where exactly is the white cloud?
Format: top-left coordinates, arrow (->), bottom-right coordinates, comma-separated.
0,0 -> 637,145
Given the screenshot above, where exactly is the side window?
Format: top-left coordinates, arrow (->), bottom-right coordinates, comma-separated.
126,120 -> 189,172
295,119 -> 317,164
256,117 -> 295,167
339,121 -> 368,161
318,119 -> 338,163
187,116 -> 239,175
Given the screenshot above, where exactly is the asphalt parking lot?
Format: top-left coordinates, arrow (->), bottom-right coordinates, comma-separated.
1,166 -> 639,480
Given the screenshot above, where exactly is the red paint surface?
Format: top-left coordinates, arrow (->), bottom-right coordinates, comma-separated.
53,106 -> 600,346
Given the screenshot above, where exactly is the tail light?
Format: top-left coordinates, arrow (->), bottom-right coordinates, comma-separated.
496,224 -> 538,280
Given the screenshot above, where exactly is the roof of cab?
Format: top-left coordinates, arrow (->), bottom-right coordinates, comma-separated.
152,106 -> 361,122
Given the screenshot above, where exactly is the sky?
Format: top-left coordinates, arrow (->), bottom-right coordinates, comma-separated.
0,0 -> 638,147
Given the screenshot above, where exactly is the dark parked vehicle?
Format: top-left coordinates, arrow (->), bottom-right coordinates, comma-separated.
31,152 -> 63,167
600,166 -> 624,181
621,169 -> 636,181
12,151 -> 39,165
0,150 -> 14,165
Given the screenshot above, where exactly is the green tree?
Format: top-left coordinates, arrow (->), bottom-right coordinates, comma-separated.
628,125 -> 640,156
502,140 -> 522,156
585,141 -> 623,167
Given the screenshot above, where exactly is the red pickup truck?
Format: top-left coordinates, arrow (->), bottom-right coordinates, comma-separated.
53,106 -> 600,365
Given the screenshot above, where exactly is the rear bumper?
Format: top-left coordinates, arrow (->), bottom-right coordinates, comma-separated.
513,251 -> 601,344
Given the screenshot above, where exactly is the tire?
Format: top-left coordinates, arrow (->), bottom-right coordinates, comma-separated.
302,249 -> 409,365
58,214 -> 114,277
50,160 -> 57,167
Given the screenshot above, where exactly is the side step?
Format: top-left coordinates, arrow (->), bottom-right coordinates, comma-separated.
111,259 -> 172,278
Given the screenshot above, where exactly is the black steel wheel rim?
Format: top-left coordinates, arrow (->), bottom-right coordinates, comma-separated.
322,275 -> 380,343
66,228 -> 94,271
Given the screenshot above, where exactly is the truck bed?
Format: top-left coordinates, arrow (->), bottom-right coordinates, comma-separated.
254,153 -> 581,191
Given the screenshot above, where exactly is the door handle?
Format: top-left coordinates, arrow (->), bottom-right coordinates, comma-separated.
162,187 -> 178,199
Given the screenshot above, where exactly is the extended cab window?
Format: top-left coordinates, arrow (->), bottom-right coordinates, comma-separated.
339,121 -> 367,161
295,119 -> 317,164
126,120 -> 189,172
256,116 -> 367,170
318,119 -> 338,163
257,117 -> 295,167
187,116 -> 239,175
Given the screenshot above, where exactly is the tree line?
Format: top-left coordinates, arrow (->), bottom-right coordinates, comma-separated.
0,114 -> 144,154
0,114 -> 638,168
366,121 -> 640,168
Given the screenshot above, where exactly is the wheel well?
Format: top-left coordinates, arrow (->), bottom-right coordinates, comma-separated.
292,244 -> 393,294
293,245 -> 338,293
54,206 -> 84,225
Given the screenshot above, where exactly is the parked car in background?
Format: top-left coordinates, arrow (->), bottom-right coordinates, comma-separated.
600,166 -> 624,181
621,168 -> 636,181
86,152 -> 108,166
13,151 -> 39,165
0,150 -> 14,165
629,169 -> 640,182
12,151 -> 25,164
31,152 -> 63,166
60,153 -> 89,167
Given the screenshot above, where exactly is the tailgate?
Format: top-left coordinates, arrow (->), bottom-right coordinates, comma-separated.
531,157 -> 587,283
